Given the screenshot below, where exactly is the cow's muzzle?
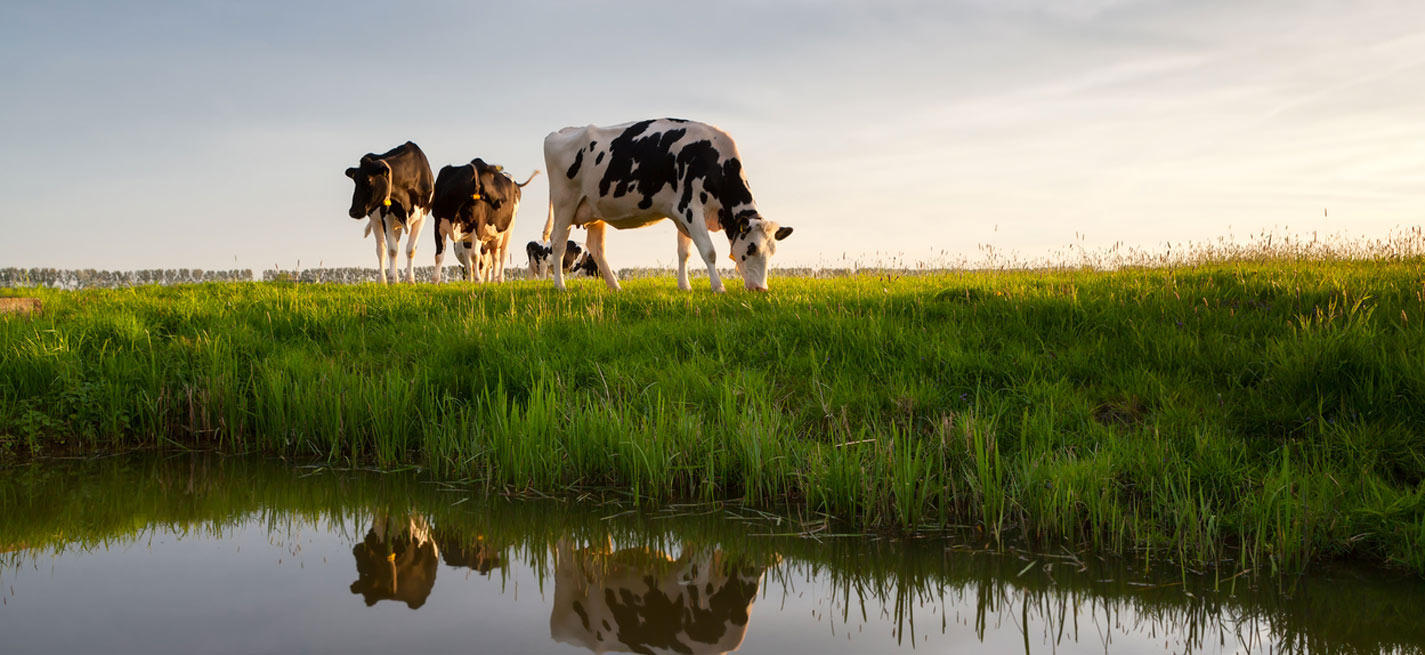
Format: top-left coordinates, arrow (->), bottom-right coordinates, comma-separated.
349,208 -> 364,219
746,281 -> 769,292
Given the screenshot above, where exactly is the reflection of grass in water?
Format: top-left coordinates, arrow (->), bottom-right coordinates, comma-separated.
2,455 -> 1422,654
3,232 -> 1425,577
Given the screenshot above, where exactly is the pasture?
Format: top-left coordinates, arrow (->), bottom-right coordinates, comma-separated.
3,256 -> 1424,576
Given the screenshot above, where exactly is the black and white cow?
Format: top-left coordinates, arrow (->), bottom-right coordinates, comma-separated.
345,142 -> 434,284
570,251 -> 600,278
525,239 -> 583,279
542,119 -> 793,292
431,158 -> 539,283
550,540 -> 769,655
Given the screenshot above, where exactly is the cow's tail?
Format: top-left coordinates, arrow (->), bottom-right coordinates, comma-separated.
541,201 -> 554,243
516,170 -> 541,187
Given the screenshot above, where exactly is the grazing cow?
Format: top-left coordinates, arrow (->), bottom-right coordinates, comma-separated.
345,142 -> 434,284
570,251 -> 600,278
526,240 -> 584,278
349,513 -> 439,610
550,539 -> 770,655
431,158 -> 539,283
542,118 -> 793,293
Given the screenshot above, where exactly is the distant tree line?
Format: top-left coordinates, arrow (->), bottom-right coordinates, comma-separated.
2,266 -> 940,289
0,268 -> 255,289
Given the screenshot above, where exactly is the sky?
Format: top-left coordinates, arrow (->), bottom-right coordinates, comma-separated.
2,0 -> 1423,271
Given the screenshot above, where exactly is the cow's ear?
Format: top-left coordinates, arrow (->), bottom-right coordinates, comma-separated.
774,226 -> 794,241
345,167 -> 359,179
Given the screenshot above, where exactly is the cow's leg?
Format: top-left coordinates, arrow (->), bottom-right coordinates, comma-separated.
549,206 -> 577,291
383,219 -> 401,285
495,231 -> 512,283
372,216 -> 390,285
433,218 -> 449,284
455,241 -> 473,282
675,230 -> 693,291
473,241 -> 489,284
685,221 -> 726,293
404,210 -> 425,283
584,221 -> 621,291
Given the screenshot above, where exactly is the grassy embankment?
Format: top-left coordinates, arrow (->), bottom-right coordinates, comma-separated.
3,256 -> 1424,575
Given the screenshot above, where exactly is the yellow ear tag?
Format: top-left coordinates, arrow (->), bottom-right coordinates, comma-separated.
382,198 -> 392,207
471,193 -> 482,200
386,552 -> 396,561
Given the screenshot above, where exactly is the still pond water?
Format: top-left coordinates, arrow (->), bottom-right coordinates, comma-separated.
2,455 -> 1422,654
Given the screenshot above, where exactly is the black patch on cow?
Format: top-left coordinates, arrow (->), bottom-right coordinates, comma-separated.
716,160 -> 758,241
699,192 -> 708,203
599,120 -> 688,210
566,149 -> 584,179
588,141 -> 597,151
573,600 -> 590,631
595,151 -> 604,165
674,139 -> 720,217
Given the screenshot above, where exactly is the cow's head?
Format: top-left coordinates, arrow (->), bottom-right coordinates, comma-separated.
345,155 -> 393,219
729,218 -> 793,292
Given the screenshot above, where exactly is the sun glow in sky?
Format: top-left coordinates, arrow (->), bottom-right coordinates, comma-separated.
2,0 -> 1422,270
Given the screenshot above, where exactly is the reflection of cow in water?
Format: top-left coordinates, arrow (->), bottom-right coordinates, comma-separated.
550,539 -> 769,655
349,513 -> 440,609
350,513 -> 510,609
434,529 -> 505,576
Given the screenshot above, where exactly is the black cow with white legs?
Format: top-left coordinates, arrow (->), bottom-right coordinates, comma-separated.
431,159 -> 539,283
345,142 -> 434,284
541,119 -> 793,293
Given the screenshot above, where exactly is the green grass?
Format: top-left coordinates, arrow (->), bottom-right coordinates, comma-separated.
3,257 -> 1425,575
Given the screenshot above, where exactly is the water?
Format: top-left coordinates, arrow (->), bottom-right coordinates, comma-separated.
1,456 -> 1421,654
